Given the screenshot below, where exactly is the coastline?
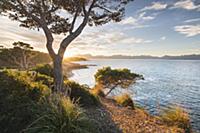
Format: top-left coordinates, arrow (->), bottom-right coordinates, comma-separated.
63,61 -> 95,78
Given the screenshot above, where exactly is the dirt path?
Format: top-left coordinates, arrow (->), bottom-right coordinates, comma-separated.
86,98 -> 184,133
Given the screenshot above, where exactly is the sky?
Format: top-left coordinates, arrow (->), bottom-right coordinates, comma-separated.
0,0 -> 200,57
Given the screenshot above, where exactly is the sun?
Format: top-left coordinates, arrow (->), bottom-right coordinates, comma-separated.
64,50 -> 77,58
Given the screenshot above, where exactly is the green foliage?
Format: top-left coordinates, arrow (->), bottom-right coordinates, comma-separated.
32,64 -> 54,77
114,94 -> 134,109
0,42 -> 34,69
160,107 -> 191,132
0,0 -> 133,34
64,80 -> 100,107
0,70 -> 51,133
94,67 -> 143,96
0,42 -> 51,69
22,94 -> 97,133
0,70 -> 98,133
95,67 -> 143,89
33,73 -> 54,87
13,41 -> 33,50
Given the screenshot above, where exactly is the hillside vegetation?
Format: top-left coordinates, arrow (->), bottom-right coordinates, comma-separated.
0,42 -> 51,69
0,70 -> 99,133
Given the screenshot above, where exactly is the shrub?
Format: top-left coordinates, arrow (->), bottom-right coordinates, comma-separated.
33,73 -> 53,87
64,80 -> 100,107
90,84 -> 105,97
22,94 -> 97,133
0,70 -> 97,133
0,70 -> 51,133
32,64 -> 54,77
94,67 -> 143,96
114,94 -> 134,109
160,106 -> 191,132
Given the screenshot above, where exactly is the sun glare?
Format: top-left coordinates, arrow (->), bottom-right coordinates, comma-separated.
64,50 -> 77,58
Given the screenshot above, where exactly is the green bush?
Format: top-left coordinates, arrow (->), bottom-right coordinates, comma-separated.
0,70 -> 98,133
33,73 -> 53,87
95,67 -> 143,89
94,67 -> 143,96
114,94 -> 134,109
160,106 -> 191,132
32,64 -> 54,77
0,70 -> 51,133
64,80 -> 100,107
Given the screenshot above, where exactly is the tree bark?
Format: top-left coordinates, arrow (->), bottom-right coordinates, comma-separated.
105,84 -> 118,97
53,55 -> 63,92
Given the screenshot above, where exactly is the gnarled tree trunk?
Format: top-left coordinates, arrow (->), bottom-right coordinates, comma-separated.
53,55 -> 63,92
42,2 -> 93,93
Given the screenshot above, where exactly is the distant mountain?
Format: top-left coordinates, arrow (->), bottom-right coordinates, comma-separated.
79,54 -> 200,60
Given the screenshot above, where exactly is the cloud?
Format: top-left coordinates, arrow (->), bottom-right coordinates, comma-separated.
120,37 -> 153,44
140,2 -> 168,12
138,12 -> 156,20
174,24 -> 200,37
120,17 -> 137,25
71,29 -> 153,49
172,0 -> 200,11
161,36 -> 166,40
119,12 -> 156,28
184,18 -> 200,23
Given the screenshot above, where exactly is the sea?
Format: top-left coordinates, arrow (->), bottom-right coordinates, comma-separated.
70,59 -> 200,132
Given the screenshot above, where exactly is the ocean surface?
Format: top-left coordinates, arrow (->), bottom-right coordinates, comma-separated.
70,59 -> 200,132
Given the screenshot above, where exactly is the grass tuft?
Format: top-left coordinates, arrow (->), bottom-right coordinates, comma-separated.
160,106 -> 191,132
64,80 -> 100,107
23,94 -> 97,133
114,94 -> 134,109
90,85 -> 105,97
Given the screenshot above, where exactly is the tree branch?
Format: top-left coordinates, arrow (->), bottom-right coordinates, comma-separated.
105,83 -> 119,97
69,5 -> 80,34
94,4 -> 114,13
16,0 -> 56,59
58,0 -> 96,57
41,23 -> 56,59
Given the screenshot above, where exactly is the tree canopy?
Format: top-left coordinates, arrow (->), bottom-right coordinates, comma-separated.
0,0 -> 133,57
0,0 -> 133,91
94,67 -> 143,96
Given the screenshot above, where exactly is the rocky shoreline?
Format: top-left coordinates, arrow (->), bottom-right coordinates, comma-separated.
86,97 -> 184,133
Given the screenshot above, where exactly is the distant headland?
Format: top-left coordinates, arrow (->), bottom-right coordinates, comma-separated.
78,54 -> 200,60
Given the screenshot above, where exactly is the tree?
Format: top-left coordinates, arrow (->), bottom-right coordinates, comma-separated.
0,41 -> 36,70
94,67 -> 143,96
0,0 -> 133,92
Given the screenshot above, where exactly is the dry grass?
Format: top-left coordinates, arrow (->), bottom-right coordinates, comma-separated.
114,94 -> 134,109
160,106 -> 191,132
90,85 -> 105,97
